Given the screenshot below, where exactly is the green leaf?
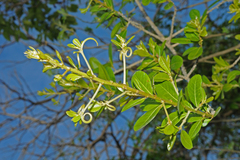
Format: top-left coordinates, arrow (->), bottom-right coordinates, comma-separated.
159,56 -> 170,73
188,47 -> 203,60
187,115 -> 203,123
155,81 -> 178,103
66,110 -> 77,117
134,41 -> 151,57
183,47 -> 198,56
164,124 -> 176,135
131,71 -> 153,94
177,90 -> 184,113
72,38 -> 81,48
111,22 -> 121,38
67,43 -> 77,49
66,56 -> 77,68
154,72 -> 170,82
108,43 -> 113,67
72,115 -> 81,123
66,73 -> 81,81
185,32 -> 199,42
104,0 -> 113,8
140,98 -> 161,111
189,9 -> 200,20
55,50 -> 63,63
134,105 -> 161,131
142,0 -> 150,6
167,135 -> 176,151
164,2 -> 173,10
180,130 -> 193,149
42,64 -> 55,73
214,107 -> 221,117
202,75 -> 211,84
227,70 -> 240,83
202,119 -> 211,127
122,98 -> 146,112
171,55 -> 183,70
162,111 -> 185,126
88,101 -> 103,112
189,120 -> 202,139
187,74 -> 203,107
111,39 -> 121,47
171,38 -> 192,44
235,34 -> 240,41
223,84 -> 232,92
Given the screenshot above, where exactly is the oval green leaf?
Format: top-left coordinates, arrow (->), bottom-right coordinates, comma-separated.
131,71 -> 153,94
122,98 -> 146,112
189,120 -> 202,139
187,74 -> 203,107
134,105 -> 161,131
155,81 -> 178,103
180,130 -> 193,149
171,55 -> 183,70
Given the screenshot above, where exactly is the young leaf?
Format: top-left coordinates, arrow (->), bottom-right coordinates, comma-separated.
167,135 -> 176,151
159,56 -> 171,73
55,50 -> 63,63
66,73 -> 81,81
155,81 -> 178,103
183,47 -> 198,56
66,56 -> 77,68
171,55 -> 183,70
72,38 -> 81,48
214,107 -> 221,117
189,120 -> 202,139
131,71 -> 153,94
122,98 -> 146,112
187,74 -> 203,107
180,130 -> 193,149
134,105 -> 161,131
66,110 -> 77,117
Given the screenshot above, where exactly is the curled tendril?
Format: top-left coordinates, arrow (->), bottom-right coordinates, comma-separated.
119,47 -> 133,60
80,37 -> 98,52
81,112 -> 93,124
105,104 -> 116,111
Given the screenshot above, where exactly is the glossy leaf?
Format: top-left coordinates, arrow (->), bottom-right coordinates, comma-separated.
140,98 -> 161,111
134,105 -> 161,131
131,71 -> 153,94
214,107 -> 221,117
171,38 -> 192,44
159,56 -> 170,73
227,70 -> 240,83
171,55 -> 183,70
111,22 -> 121,38
66,56 -> 77,68
189,120 -> 202,139
164,2 -> 173,10
180,130 -> 193,149
183,47 -> 198,56
187,74 -> 203,107
66,110 -> 77,117
72,38 -> 81,48
202,119 -> 211,127
66,73 -> 81,81
134,41 -> 151,57
189,9 -> 200,20
122,98 -> 146,112
167,135 -> 176,151
202,75 -> 211,84
154,72 -> 170,82
155,81 -> 178,103
188,47 -> 203,60
142,0 -> 150,6
164,124 -> 175,135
